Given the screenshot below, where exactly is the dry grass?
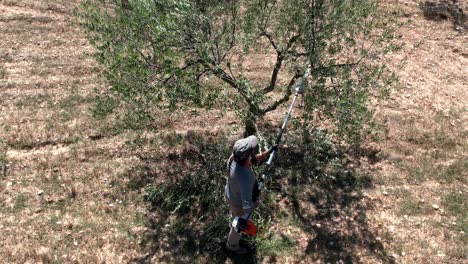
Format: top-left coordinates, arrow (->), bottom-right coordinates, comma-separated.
0,0 -> 467,263
368,1 -> 468,262
0,0 -> 147,262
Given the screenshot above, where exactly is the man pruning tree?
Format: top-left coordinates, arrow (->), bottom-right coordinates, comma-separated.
224,66 -> 309,254
225,135 -> 277,254
78,0 -> 397,260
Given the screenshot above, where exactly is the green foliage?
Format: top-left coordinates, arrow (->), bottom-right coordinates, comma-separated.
0,64 -> 6,80
254,233 -> 296,256
143,134 -> 281,261
445,192 -> 467,218
76,0 -> 397,140
438,159 -> 468,184
398,199 -> 425,216
444,191 -> 468,239
143,136 -> 230,260
402,155 -> 467,184
144,134 -> 227,215
13,193 -> 30,211
0,139 -> 6,179
301,128 -> 341,179
300,0 -> 398,142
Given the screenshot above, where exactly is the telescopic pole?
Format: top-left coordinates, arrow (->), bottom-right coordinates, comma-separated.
257,65 -> 311,191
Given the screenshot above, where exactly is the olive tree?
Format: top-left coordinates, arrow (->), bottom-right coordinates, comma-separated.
77,0 -> 396,139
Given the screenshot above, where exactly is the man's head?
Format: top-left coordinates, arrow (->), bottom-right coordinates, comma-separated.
233,135 -> 259,164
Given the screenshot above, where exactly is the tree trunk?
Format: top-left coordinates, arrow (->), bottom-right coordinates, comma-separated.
243,115 -> 257,137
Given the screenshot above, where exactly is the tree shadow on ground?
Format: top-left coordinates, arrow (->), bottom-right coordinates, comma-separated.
126,131 -> 262,263
296,175 -> 393,263
272,133 -> 395,263
126,129 -> 394,263
419,0 -> 467,32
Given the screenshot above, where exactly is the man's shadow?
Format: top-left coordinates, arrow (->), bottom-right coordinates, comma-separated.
225,239 -> 259,264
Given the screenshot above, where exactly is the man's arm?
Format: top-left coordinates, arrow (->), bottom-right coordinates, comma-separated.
239,170 -> 256,218
253,144 -> 278,164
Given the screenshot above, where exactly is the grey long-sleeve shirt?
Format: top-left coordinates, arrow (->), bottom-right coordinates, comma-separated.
225,157 -> 256,215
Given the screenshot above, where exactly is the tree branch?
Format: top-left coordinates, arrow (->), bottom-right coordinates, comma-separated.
286,34 -> 301,50
330,76 -> 340,98
212,66 -> 237,89
287,50 -> 307,58
220,7 -> 237,63
262,33 -> 302,94
202,61 -> 260,114
262,73 -> 302,114
259,0 -> 277,31
260,31 -> 279,53
161,59 -> 205,85
227,62 -> 236,81
262,53 -> 284,94
314,62 -> 358,72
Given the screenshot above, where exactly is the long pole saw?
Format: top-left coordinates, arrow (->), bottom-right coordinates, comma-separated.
257,65 -> 311,191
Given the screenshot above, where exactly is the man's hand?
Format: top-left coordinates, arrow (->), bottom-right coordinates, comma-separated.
253,144 -> 278,164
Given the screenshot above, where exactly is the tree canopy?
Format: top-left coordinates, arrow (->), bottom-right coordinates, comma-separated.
77,0 -> 397,140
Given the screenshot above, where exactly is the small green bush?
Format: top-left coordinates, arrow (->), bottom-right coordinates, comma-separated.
0,64 -> 6,79
143,134 -> 285,261
0,140 -> 6,179
444,192 -> 468,233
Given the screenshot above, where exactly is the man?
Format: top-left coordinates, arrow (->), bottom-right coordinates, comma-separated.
225,135 -> 277,254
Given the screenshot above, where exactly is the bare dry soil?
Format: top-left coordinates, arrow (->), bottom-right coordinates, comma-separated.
0,0 -> 466,263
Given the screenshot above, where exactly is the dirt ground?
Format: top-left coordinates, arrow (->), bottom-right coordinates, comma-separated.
371,0 -> 467,262
0,0 -> 466,263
